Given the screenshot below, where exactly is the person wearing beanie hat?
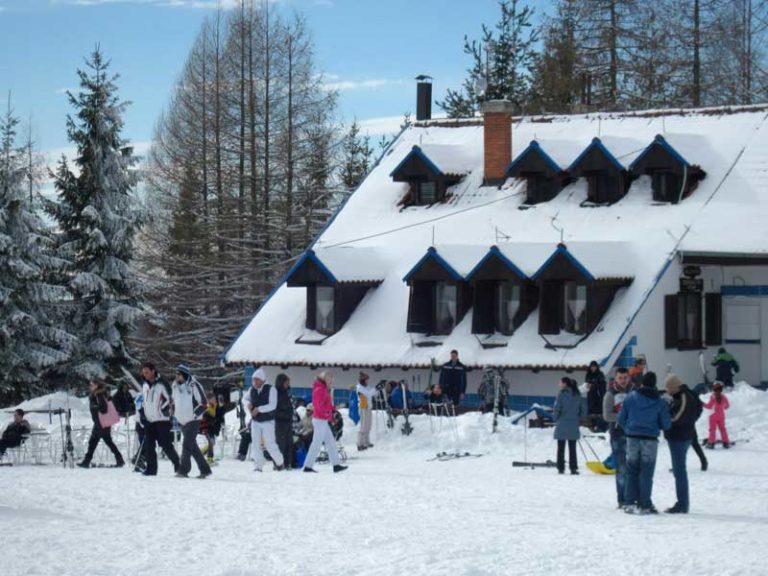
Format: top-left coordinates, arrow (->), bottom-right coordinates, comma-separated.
141,362 -> 180,476
356,371 -> 376,451
172,365 -> 212,478
617,371 -> 671,514
663,374 -> 705,514
244,368 -> 284,472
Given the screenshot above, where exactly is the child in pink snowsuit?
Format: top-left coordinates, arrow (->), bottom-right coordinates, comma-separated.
703,382 -> 730,448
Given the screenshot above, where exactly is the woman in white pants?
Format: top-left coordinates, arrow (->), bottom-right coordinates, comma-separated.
245,368 -> 285,472
303,371 -> 347,473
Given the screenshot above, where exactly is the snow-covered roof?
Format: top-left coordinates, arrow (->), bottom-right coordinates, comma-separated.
225,105 -> 768,370
286,246 -> 385,285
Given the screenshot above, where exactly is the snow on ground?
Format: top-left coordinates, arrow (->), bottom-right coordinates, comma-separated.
2,384 -> 768,576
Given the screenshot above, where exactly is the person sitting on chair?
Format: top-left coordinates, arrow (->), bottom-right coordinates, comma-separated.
0,409 -> 31,459
424,383 -> 446,405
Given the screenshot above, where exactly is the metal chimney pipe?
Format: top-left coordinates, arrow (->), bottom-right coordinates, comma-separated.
416,75 -> 432,121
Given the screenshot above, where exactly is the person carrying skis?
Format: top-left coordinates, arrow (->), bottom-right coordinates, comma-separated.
439,350 -> 466,407
78,380 -> 125,469
703,381 -> 731,448
663,374 -> 702,514
618,372 -> 671,515
141,362 -> 180,476
711,348 -> 740,389
303,371 -> 347,473
356,372 -> 376,451
603,368 -> 630,507
585,360 -> 607,432
478,366 -> 508,415
171,364 -> 212,479
553,377 -> 585,475
274,373 -> 295,468
245,368 -> 285,472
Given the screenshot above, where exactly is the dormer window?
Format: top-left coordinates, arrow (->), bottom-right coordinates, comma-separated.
404,247 -> 472,335
285,248 -> 383,340
390,145 -> 470,207
506,141 -> 568,205
466,246 -> 538,337
568,138 -> 629,205
630,135 -> 706,204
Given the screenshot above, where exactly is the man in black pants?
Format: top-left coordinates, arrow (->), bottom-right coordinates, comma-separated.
274,373 -> 295,468
439,350 -> 467,408
141,362 -> 180,476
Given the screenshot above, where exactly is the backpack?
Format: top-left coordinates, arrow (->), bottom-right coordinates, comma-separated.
689,390 -> 704,422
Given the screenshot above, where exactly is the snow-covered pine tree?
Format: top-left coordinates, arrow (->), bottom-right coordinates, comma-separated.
0,100 -> 71,398
45,48 -> 145,386
340,120 -> 373,192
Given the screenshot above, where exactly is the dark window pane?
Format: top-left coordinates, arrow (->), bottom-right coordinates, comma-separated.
434,282 -> 457,335
496,281 -> 520,334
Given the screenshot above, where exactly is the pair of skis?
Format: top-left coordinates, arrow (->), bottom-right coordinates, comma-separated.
427,451 -> 484,462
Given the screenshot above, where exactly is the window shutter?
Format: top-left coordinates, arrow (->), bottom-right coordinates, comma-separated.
664,294 -> 678,349
406,282 -> 432,333
705,293 -> 723,346
306,285 -> 317,330
539,281 -> 564,335
471,281 -> 494,334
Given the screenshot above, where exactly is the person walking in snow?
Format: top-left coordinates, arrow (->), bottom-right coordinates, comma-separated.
663,374 -> 702,514
711,348 -> 740,389
703,382 -> 731,448
439,350 -> 467,407
171,364 -> 212,478
303,371 -> 347,473
356,372 -> 376,451
141,362 -> 180,476
585,361 -> 607,432
274,373 -> 295,469
200,391 -> 225,465
78,380 -> 125,469
245,368 -> 285,472
553,377 -> 585,475
617,372 -> 671,514
603,368 -> 631,507
478,366 -> 509,415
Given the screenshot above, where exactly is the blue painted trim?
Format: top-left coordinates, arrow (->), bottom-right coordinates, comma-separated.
531,244 -> 596,282
629,134 -> 690,171
725,339 -> 761,344
567,137 -> 624,173
403,246 -> 464,283
283,249 -> 338,285
721,285 -> 768,296
465,245 -> 528,282
599,257 -> 675,367
506,140 -> 562,176
389,145 -> 444,179
221,123 -> 411,363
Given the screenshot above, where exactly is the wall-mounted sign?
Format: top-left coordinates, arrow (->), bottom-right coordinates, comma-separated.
683,265 -> 702,278
680,277 -> 704,292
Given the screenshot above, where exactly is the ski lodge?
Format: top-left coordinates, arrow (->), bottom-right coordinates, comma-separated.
224,79 -> 768,408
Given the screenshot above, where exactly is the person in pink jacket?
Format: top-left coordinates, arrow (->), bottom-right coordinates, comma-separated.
703,381 -> 730,448
302,371 -> 348,473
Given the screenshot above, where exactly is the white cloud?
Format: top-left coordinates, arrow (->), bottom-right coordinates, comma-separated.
322,78 -> 406,92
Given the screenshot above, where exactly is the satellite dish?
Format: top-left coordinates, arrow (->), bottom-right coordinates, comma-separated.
475,76 -> 488,97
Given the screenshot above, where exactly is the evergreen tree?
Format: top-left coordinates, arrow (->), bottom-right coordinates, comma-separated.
45,48 -> 145,386
0,100 -> 70,398
339,120 -> 373,191
438,0 -> 540,117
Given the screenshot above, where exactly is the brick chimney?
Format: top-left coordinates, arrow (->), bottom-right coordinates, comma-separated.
483,100 -> 514,186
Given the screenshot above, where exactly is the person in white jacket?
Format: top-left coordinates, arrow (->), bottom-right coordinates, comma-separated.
244,368 -> 285,472
171,364 -> 212,478
356,372 -> 376,451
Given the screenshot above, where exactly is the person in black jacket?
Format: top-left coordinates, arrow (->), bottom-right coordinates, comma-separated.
78,380 -> 125,468
439,350 -> 467,407
663,374 -> 700,514
585,361 -> 607,432
0,409 -> 31,458
274,373 -> 295,469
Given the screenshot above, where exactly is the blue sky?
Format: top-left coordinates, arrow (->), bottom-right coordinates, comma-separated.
0,0 -> 547,159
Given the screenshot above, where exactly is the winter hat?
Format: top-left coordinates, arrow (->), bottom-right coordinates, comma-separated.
252,367 -> 267,383
306,403 -> 314,412
642,371 -> 657,389
176,363 -> 191,377
665,374 -> 683,395
712,381 -> 724,391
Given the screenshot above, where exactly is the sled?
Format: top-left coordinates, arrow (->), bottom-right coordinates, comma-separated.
586,460 -> 615,475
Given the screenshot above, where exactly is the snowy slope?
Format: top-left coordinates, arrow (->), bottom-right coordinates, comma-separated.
225,106 -> 768,370
1,383 -> 768,576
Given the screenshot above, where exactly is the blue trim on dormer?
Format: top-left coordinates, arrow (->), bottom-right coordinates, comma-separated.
465,245 -> 528,282
506,140 -> 562,176
402,246 -> 463,283
285,249 -> 338,285
567,137 -> 624,173
531,244 -> 596,282
628,134 -> 691,171
389,145 -> 444,179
